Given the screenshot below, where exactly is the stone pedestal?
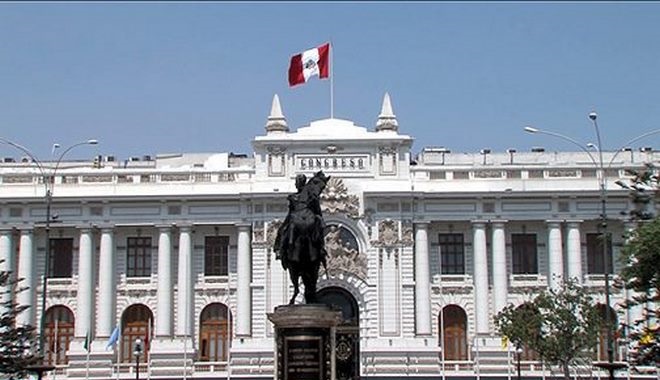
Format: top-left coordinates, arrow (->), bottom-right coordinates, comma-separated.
268,304 -> 342,380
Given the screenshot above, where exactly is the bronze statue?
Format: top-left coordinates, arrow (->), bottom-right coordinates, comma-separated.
274,171 -> 330,304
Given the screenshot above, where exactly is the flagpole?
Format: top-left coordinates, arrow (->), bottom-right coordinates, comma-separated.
329,40 -> 334,119
115,327 -> 120,380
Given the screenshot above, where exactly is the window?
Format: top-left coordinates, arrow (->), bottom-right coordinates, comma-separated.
45,306 -> 74,366
126,237 -> 152,277
511,234 -> 538,274
205,236 -> 229,276
199,303 -> 231,362
439,233 -> 465,275
440,305 -> 468,360
587,233 -> 613,274
121,304 -> 153,363
48,238 -> 73,278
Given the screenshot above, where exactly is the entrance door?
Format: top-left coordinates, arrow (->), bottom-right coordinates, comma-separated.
317,287 -> 359,380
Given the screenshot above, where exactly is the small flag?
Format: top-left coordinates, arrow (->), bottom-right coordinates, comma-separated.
106,326 -> 120,351
288,43 -> 330,87
144,321 -> 151,351
83,331 -> 91,352
501,335 -> 509,349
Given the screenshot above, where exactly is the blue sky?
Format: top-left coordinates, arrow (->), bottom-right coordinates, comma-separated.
1,2 -> 660,161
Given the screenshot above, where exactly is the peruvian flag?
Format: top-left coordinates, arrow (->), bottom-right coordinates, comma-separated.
288,43 -> 330,87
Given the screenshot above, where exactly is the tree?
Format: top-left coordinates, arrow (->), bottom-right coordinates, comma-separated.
495,280 -> 601,380
619,218 -> 660,367
617,164 -> 659,367
0,260 -> 41,379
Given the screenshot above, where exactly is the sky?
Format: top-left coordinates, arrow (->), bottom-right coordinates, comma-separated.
1,2 -> 660,162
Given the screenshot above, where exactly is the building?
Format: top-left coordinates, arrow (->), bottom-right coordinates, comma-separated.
0,94 -> 655,379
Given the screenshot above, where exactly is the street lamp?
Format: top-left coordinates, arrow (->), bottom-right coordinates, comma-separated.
524,116 -> 660,380
133,337 -> 143,380
0,137 -> 98,359
516,345 -> 523,380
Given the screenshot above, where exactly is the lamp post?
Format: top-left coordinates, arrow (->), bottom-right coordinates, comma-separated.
516,345 -> 523,380
524,116 -> 660,380
0,137 -> 98,359
133,337 -> 143,380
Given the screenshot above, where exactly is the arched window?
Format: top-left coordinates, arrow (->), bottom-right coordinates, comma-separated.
45,306 -> 74,366
199,303 -> 232,362
596,304 -> 619,361
439,305 -> 468,361
120,304 -> 153,363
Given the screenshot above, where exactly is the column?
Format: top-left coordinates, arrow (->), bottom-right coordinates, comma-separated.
472,222 -> 489,334
96,227 -> 116,338
0,230 -> 14,315
414,222 -> 431,335
491,221 -> 507,314
16,229 -> 34,327
76,228 -> 94,338
176,226 -> 193,337
566,221 -> 582,283
547,221 -> 564,290
236,224 -> 251,337
156,226 -> 173,337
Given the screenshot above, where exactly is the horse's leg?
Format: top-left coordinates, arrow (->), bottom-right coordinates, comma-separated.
302,261 -> 319,304
289,269 -> 299,305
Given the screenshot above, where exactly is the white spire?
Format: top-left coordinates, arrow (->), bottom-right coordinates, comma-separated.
266,94 -> 288,134
376,92 -> 398,132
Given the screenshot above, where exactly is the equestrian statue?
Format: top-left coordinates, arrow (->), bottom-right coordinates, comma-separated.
274,171 -> 330,304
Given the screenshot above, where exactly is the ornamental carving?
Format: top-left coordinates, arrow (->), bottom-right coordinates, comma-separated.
253,221 -> 265,242
267,219 -> 283,246
401,220 -> 413,246
323,225 -> 367,281
320,177 -> 360,219
373,219 -> 399,248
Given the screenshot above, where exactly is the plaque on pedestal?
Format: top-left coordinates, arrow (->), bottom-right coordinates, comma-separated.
268,304 -> 342,380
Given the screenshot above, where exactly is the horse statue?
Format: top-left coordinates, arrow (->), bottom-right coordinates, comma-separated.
274,171 -> 331,304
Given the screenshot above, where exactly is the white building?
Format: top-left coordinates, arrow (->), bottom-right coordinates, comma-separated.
0,94 -> 655,379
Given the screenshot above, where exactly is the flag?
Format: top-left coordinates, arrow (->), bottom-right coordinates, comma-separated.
106,326 -> 120,351
144,321 -> 151,351
288,43 -> 330,87
83,331 -> 91,352
501,335 -> 509,349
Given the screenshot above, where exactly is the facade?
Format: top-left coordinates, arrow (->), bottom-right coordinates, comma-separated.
0,94 -> 655,379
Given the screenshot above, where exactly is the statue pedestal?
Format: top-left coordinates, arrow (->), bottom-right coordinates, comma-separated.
268,304 -> 342,380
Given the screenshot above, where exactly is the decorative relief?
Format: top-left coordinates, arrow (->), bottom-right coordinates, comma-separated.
320,177 -> 360,219
161,173 -> 190,182
473,170 -> 503,179
267,145 -> 287,155
323,225 -> 367,280
253,221 -> 265,243
400,220 -> 413,246
267,219 -> 283,247
548,169 -> 579,178
372,219 -> 399,248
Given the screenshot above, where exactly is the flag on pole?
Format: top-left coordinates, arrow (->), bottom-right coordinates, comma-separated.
106,326 -> 120,351
288,43 -> 330,87
83,331 -> 91,352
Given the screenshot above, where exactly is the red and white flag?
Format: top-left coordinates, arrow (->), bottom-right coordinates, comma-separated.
288,43 -> 330,87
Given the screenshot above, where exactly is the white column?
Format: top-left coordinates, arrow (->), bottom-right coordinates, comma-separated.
236,224 -> 251,337
76,228 -> 94,338
16,229 -> 34,327
156,226 -> 173,337
547,221 -> 564,290
414,222 -> 431,336
96,227 -> 115,338
491,221 -> 507,314
566,221 -> 582,283
472,221 -> 489,334
0,230 -> 14,315
176,226 -> 193,337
